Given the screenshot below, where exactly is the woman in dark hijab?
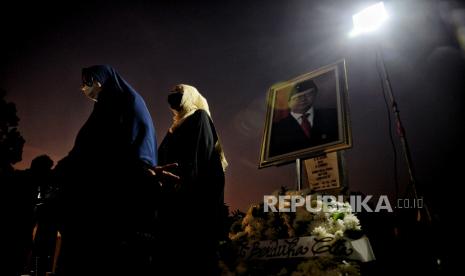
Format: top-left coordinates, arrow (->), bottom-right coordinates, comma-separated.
157,84 -> 227,275
54,65 -> 160,275
72,64 -> 157,168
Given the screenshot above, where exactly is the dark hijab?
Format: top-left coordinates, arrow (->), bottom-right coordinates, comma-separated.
62,65 -> 157,171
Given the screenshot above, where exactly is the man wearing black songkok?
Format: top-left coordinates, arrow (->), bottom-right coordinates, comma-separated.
269,79 -> 339,157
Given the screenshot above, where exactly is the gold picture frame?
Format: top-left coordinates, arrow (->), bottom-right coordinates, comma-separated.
259,59 -> 352,168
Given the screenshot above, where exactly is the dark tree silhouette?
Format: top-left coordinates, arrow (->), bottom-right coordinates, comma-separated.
0,89 -> 25,172
0,89 -> 27,275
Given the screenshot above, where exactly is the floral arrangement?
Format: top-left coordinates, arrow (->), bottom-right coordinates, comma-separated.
219,187 -> 364,276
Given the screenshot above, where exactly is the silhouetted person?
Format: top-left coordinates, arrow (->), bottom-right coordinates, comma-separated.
6,167 -> 37,275
27,155 -> 57,275
3,155 -> 53,275
269,79 -> 338,157
53,65 -> 161,275
30,154 -> 54,201
158,84 -> 227,275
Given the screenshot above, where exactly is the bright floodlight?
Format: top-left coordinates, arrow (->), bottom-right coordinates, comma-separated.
349,2 -> 388,37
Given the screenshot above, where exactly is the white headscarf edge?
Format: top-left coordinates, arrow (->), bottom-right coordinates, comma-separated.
169,84 -> 228,171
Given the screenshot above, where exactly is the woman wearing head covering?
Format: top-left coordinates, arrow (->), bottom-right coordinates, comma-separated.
157,84 -> 227,275
72,65 -> 157,168
54,65 -> 159,275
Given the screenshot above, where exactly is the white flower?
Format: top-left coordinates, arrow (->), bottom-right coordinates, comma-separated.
333,218 -> 346,233
334,230 -> 344,239
343,214 -> 361,231
312,226 -> 330,237
226,189 -> 364,276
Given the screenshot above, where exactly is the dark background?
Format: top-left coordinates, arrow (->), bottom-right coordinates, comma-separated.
2,0 -> 464,274
2,0 -> 464,219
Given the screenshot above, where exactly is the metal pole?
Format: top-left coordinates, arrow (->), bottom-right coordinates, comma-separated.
296,158 -> 302,191
376,44 -> 432,223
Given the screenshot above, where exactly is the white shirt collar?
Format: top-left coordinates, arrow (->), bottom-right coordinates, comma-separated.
291,107 -> 314,126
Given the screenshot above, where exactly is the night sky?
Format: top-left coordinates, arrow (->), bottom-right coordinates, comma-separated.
2,0 -> 465,212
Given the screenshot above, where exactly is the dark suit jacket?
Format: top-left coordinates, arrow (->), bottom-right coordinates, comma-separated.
269,108 -> 339,157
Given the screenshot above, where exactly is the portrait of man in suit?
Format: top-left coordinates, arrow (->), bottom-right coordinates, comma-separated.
269,78 -> 339,157
260,60 -> 351,168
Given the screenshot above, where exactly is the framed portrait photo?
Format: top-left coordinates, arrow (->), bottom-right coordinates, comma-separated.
259,59 -> 352,168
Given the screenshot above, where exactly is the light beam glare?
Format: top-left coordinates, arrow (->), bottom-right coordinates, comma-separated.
349,2 -> 388,37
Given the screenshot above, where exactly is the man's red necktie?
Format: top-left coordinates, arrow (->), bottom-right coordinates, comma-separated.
300,114 -> 311,138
